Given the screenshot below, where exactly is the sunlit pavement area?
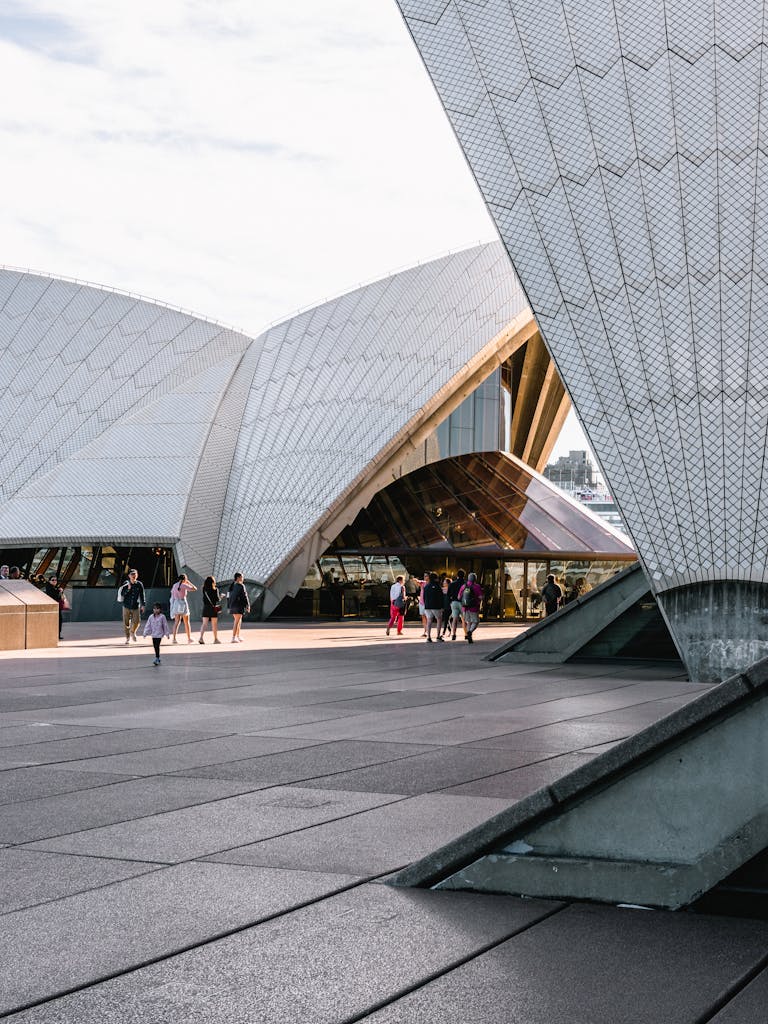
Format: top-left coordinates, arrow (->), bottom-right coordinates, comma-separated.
1,621 -> 767,1022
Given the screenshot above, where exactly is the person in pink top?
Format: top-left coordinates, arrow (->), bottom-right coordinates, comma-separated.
170,573 -> 197,644
458,572 -> 484,643
143,603 -> 170,665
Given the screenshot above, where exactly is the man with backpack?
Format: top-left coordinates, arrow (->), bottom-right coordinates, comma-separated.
458,572 -> 483,643
117,569 -> 146,644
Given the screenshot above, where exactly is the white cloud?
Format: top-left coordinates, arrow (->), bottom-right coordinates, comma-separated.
0,0 -> 495,333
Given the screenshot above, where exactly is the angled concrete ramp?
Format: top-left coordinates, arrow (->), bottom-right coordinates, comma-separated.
488,563 -> 679,665
388,658 -> 768,910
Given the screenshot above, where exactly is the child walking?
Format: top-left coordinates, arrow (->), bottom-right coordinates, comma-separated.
143,603 -> 170,665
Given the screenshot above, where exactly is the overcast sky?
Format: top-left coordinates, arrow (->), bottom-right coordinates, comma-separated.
0,0 -> 587,459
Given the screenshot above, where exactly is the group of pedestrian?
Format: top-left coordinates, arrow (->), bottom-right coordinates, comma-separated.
537,573 -> 588,616
386,569 -> 483,644
118,569 -> 251,666
1,566 -> 68,639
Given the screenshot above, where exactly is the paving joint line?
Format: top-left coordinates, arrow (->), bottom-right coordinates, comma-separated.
0,872 -> 382,1020
694,947 -> 768,1023
339,902 -> 567,1024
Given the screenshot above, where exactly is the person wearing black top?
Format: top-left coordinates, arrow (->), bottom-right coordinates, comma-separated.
542,574 -> 563,616
227,572 -> 250,644
118,569 -> 146,644
44,574 -> 64,640
199,575 -> 222,644
422,572 -> 445,643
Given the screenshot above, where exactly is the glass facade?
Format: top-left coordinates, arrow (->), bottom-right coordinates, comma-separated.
275,454 -> 635,622
0,545 -> 176,589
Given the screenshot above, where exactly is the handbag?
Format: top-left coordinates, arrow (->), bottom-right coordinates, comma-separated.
59,594 -> 70,611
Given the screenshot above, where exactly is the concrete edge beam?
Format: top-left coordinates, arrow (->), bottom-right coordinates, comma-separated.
388,657 -> 768,891
484,563 -> 645,664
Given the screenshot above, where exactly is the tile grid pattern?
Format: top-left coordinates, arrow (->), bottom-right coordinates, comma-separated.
215,244 -> 528,581
0,246 -> 532,593
397,0 -> 768,593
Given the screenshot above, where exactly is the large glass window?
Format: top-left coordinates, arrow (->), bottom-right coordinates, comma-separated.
503,562 -> 525,619
0,546 -> 176,588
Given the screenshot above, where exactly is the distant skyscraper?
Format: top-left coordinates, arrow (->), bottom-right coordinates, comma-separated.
544,450 -> 596,491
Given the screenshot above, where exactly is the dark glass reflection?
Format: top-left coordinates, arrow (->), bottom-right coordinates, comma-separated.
0,545 -> 176,589
272,454 -> 635,622
332,453 -> 632,555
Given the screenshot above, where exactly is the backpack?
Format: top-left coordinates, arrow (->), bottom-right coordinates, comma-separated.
461,584 -> 476,609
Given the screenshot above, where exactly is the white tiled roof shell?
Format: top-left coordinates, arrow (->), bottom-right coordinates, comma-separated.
0,246 -> 530,586
0,270 -> 252,545
396,0 -> 768,593
215,243 -> 527,582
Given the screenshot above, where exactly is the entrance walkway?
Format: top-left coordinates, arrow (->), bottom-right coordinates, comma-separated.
0,622 -> 765,1022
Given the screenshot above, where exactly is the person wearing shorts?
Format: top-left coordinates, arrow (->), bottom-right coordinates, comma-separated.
422,572 -> 445,643
199,575 -> 222,644
170,573 -> 197,644
458,572 -> 483,643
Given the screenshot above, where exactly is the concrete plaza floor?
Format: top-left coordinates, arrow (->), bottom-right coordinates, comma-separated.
0,620 -> 766,1022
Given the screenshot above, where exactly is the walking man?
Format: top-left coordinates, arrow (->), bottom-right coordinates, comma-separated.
118,569 -> 146,644
423,573 -> 445,643
386,575 -> 406,636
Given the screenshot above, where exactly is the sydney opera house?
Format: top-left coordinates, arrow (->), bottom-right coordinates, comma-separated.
0,244 -> 633,624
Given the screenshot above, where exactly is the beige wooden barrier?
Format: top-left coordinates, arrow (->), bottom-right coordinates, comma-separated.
0,581 -> 59,650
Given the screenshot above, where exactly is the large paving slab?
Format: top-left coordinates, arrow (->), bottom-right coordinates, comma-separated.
0,849 -> 161,914
3,621 -> 749,1022
0,862 -> 360,1016
0,765 -> 133,804
206,793 -> 511,875
359,903 -> 768,1024
0,727 -> 242,768
437,752 -> 599,799
2,698 -> 369,733
0,885 -> 559,1023
171,738 -> 435,785
24,786 -> 404,863
0,724 -> 114,747
462,720 -> 638,753
291,746 -> 555,796
0,776 -> 258,844
48,734 -> 333,777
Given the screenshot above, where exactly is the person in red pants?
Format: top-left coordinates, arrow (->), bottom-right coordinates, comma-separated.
386,575 -> 406,636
